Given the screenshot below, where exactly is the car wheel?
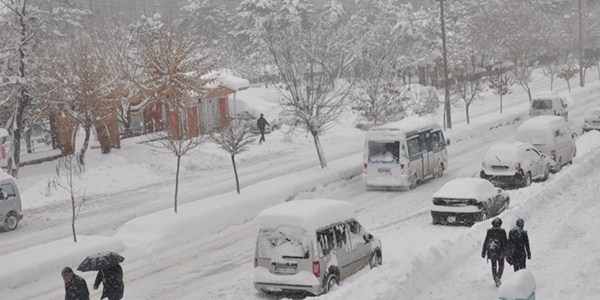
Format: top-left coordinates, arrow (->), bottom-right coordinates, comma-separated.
3,213 -> 19,231
369,251 -> 382,268
555,158 -> 563,173
408,174 -> 418,190
523,172 -> 532,188
324,274 -> 338,294
433,164 -> 444,178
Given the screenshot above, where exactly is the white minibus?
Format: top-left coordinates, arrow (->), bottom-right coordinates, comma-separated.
362,117 -> 448,190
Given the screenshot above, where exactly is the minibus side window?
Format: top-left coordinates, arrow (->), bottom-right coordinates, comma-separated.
333,223 -> 349,250
407,137 -> 421,160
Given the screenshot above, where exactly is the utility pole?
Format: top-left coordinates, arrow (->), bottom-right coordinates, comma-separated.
439,0 -> 452,129
578,0 -> 584,87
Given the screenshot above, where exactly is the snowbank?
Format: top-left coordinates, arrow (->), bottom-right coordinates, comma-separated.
0,236 -> 124,290
115,154 -> 362,254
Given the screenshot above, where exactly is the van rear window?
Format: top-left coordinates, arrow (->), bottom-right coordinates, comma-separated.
532,99 -> 552,109
368,141 -> 400,163
257,226 -> 309,259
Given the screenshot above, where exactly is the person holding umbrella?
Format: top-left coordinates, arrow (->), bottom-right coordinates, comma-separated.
61,266 -> 90,300
78,251 -> 124,300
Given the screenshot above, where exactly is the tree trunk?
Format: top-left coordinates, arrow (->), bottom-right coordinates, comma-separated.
174,155 -> 181,213
500,94 -> 503,114
550,77 -> 554,91
78,124 -> 91,166
311,132 -> 327,169
527,88 -> 532,102
466,104 -> 470,125
71,193 -> 78,243
232,154 -> 240,194
567,80 -> 571,92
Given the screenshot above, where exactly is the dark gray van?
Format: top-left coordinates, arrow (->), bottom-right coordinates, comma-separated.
0,173 -> 23,231
253,199 -> 382,295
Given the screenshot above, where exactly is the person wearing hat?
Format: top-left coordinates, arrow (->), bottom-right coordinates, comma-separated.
481,217 -> 508,287
61,266 -> 90,300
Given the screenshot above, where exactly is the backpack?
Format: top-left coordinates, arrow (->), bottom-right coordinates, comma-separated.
487,238 -> 500,252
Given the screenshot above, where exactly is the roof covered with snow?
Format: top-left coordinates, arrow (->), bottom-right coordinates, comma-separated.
433,178 -> 497,200
257,199 -> 355,231
368,117 -> 442,140
0,128 -> 8,138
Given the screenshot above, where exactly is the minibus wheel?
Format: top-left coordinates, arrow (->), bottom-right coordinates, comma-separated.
324,274 -> 338,294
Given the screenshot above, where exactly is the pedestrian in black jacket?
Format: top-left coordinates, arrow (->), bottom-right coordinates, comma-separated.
93,264 -> 124,300
257,113 -> 269,144
482,217 -> 508,287
62,266 -> 90,300
506,218 -> 531,272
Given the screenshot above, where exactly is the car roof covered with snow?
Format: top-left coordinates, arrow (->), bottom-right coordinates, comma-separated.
257,199 -> 355,232
516,116 -> 566,144
483,142 -> 533,162
433,178 -> 497,201
367,117 -> 441,140
586,107 -> 600,117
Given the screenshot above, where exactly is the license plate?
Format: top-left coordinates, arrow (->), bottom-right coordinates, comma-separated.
447,216 -> 456,223
377,168 -> 391,175
275,267 -> 296,274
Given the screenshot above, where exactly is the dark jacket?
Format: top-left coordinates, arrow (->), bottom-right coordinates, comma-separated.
94,264 -> 124,300
482,227 -> 508,259
507,227 -> 531,260
65,274 -> 90,300
257,117 -> 269,131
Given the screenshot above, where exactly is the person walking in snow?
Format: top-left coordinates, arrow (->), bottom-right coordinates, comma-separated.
506,218 -> 531,272
62,266 -> 90,300
93,263 -> 124,300
482,217 -> 508,287
257,113 -> 269,144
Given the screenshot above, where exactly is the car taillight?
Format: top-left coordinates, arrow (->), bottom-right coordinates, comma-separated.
400,164 -> 405,169
312,261 -> 321,278
254,257 -> 258,268
516,162 -> 522,172
550,149 -> 557,160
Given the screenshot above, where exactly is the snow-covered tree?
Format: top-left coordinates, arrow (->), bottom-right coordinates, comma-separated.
488,70 -> 513,114
210,119 -> 256,194
0,1 -> 87,176
265,22 -> 351,169
48,154 -> 85,243
558,64 -> 579,92
182,0 -> 231,47
452,54 -> 483,125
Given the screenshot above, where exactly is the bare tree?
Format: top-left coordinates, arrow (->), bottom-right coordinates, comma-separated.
148,130 -> 205,213
452,59 -> 483,125
47,154 -> 85,243
210,119 -> 256,194
558,64 -> 579,92
488,70 -> 513,114
265,24 -> 352,169
512,62 -> 535,102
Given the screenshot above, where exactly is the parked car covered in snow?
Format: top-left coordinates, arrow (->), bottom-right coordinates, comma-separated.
582,107 -> 600,133
529,92 -> 568,120
253,199 -> 382,296
515,116 -> 576,173
480,142 -> 552,188
431,178 -> 510,226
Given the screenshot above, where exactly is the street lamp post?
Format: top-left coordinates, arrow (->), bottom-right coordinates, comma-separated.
578,0 -> 584,87
439,0 -> 452,129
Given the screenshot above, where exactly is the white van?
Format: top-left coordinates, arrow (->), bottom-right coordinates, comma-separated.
515,116 -> 576,172
0,171 -> 23,231
530,93 -> 568,120
362,117 -> 448,190
254,199 -> 382,296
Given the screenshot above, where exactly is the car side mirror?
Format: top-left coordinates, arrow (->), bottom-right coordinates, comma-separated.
446,139 -> 451,146
363,233 -> 373,242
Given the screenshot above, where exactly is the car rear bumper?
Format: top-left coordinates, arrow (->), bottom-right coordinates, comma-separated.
254,281 -> 321,295
431,210 -> 482,226
480,171 -> 525,187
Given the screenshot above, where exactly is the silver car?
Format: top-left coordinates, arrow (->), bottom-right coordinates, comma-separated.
583,107 -> 600,132
0,174 -> 23,231
254,199 -> 382,296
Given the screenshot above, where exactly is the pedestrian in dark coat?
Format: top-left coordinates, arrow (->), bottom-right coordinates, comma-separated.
93,264 -> 124,300
481,217 -> 508,287
62,266 -> 90,300
257,113 -> 269,144
506,218 -> 531,272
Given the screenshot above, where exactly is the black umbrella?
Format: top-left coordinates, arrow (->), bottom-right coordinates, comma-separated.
77,251 -> 124,272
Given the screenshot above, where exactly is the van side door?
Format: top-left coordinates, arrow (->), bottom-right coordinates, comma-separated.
420,131 -> 433,177
0,181 -> 19,219
346,220 -> 371,275
407,136 -> 423,181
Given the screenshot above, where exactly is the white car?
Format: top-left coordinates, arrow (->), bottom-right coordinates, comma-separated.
480,142 -> 552,188
431,178 -> 510,226
583,107 -> 600,133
